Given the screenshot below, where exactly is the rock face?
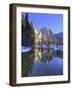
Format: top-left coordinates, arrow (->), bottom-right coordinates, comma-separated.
54,32 -> 63,40
21,13 -> 63,47
40,28 -> 56,45
21,13 -> 35,47
54,32 -> 63,45
33,28 -> 41,46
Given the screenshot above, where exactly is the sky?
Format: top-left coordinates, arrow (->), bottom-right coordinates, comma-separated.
22,12 -> 63,34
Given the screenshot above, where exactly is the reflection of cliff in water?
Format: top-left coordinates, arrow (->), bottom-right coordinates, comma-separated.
34,48 -> 63,63
41,49 -> 55,63
22,48 -> 63,77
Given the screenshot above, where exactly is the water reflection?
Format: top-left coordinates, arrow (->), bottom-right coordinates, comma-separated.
22,47 -> 63,77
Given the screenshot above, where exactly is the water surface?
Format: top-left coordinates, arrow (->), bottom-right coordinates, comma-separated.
22,46 -> 63,77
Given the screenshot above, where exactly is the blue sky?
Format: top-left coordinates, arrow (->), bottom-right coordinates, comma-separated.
22,12 -> 63,33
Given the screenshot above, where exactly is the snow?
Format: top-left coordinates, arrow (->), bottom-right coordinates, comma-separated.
49,45 -> 63,51
21,47 -> 32,53
35,45 -> 63,51
21,45 -> 63,53
35,45 -> 50,49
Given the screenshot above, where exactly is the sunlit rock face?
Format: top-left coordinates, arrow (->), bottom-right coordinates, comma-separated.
40,28 -> 56,45
33,28 -> 41,46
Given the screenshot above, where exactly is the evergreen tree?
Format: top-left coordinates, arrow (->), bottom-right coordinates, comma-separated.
22,13 -> 35,47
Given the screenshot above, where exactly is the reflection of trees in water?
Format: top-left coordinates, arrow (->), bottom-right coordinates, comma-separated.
22,49 -> 34,77
55,50 -> 63,59
22,48 -> 63,77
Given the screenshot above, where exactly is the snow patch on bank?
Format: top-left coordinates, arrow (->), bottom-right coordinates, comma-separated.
21,46 -> 32,53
